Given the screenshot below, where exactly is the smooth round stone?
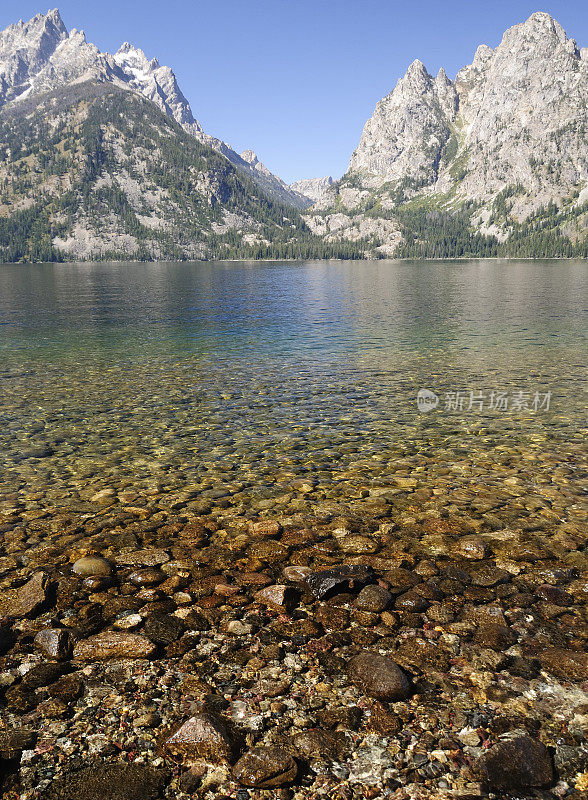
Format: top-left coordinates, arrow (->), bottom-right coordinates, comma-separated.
72,556 -> 112,577
128,568 -> 165,587
394,591 -> 429,612
348,652 -> 411,701
355,584 -> 392,612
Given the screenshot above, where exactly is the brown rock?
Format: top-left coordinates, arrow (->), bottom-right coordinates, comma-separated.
34,628 -> 73,661
293,729 -> 349,762
348,653 -> 411,701
536,584 -> 573,606
73,631 -> 156,660
0,572 -> 50,618
49,673 -> 84,701
537,648 -> 588,680
0,729 -> 37,759
454,536 -> 488,560
249,520 -> 281,537
355,585 -> 392,612
254,585 -> 296,612
72,556 -> 112,577
233,747 -> 297,788
476,736 -> 553,790
45,764 -> 165,800
474,623 -> 518,650
128,568 -> 165,587
165,712 -> 237,763
394,591 -> 429,612
116,549 -> 170,567
368,702 -> 402,735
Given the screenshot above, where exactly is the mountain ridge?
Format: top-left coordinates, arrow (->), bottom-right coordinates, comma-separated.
0,9 -> 312,209
0,9 -> 585,260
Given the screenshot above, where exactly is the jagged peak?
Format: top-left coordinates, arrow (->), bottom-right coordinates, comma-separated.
502,11 -> 569,47
240,149 -> 260,166
435,67 -> 453,86
406,58 -> 429,77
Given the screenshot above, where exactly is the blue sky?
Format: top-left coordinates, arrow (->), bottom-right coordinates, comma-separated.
1,1 -> 586,183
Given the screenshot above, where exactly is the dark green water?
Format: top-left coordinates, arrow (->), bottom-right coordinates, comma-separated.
0,259 -> 586,521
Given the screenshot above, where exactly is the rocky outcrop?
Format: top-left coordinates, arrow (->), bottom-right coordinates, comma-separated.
290,176 -> 334,204
309,12 -> 587,255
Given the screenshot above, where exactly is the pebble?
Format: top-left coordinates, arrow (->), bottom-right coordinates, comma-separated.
355,584 -> 392,612
454,536 -> 488,560
233,746 -> 298,788
34,628 -> 73,660
143,612 -> 185,644
254,584 -> 296,612
128,567 -> 166,586
72,556 -> 112,577
348,652 -> 411,701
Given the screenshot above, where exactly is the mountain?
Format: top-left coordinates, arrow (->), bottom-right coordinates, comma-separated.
0,9 -> 308,210
290,176 -> 334,204
308,12 -> 587,257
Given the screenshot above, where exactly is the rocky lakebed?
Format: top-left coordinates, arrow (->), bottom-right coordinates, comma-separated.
0,477 -> 586,800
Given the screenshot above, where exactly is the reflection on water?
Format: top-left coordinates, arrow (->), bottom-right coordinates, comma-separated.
0,259 -> 586,519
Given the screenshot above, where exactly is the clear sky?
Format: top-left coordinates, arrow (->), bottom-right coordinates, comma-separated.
1,1 -> 586,184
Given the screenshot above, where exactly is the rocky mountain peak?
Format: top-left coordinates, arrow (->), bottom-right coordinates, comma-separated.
240,149 -> 259,166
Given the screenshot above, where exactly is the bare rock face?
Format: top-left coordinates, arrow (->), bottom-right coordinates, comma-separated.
348,60 -> 458,188
308,12 -> 587,254
290,176 -> 334,204
0,10 -> 306,209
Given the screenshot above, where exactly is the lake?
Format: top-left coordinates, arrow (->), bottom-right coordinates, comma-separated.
0,259 -> 586,519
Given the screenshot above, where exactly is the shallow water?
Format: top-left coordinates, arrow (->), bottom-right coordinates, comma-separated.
0,259 -> 586,526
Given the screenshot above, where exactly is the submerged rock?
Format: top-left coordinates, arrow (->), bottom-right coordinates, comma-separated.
476,735 -> 553,790
233,746 -> 297,788
348,652 -> 411,701
34,628 -> 73,661
72,556 -> 112,577
45,763 -> 165,800
305,565 -> 373,599
73,631 -> 156,660
165,712 -> 237,763
0,572 -> 50,618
